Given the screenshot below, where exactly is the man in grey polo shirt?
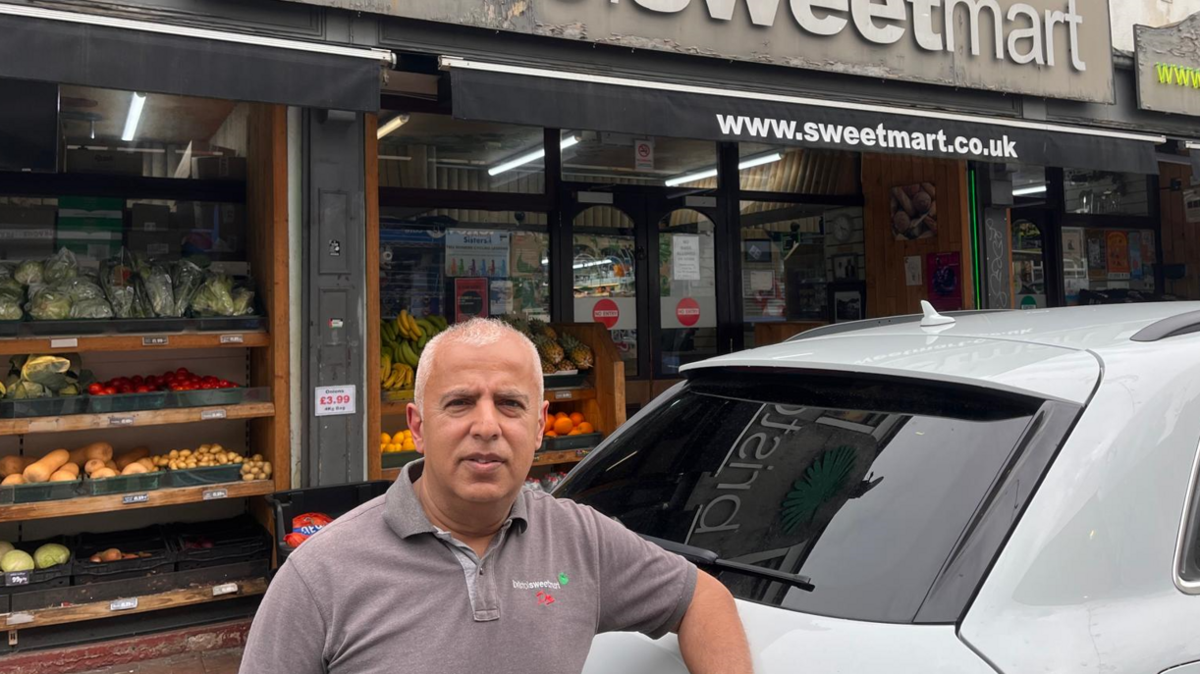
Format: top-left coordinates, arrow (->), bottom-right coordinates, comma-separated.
241,318 -> 751,674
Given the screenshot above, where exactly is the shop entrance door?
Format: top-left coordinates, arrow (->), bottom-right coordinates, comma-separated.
564,190 -> 725,386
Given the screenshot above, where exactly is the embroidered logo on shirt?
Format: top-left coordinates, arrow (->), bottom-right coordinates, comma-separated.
536,591 -> 556,606
558,572 -> 569,586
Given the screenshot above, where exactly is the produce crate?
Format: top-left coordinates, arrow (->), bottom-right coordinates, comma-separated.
83,471 -> 164,496
540,432 -> 603,452
166,385 -> 267,409
192,314 -> 267,332
543,372 -> 589,389
0,479 -> 84,504
72,526 -> 176,584
381,451 -> 420,469
167,464 -> 241,487
0,396 -> 89,419
0,320 -> 19,338
267,481 -> 391,563
23,318 -> 112,336
0,536 -> 74,598
167,516 -> 271,571
87,391 -> 168,414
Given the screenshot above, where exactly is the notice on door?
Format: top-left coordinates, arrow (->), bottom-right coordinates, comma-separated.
672,234 -> 701,281
315,385 -> 356,417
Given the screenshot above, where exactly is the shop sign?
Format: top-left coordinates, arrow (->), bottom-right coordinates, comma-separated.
661,294 -> 716,329
635,139 -> 655,171
592,298 -> 620,329
1135,14 -> 1200,116
446,229 -> 510,278
577,297 -> 636,330
672,234 -> 702,281
315,385 -> 356,417
454,278 -> 490,322
352,0 -> 1113,103
676,297 -> 701,327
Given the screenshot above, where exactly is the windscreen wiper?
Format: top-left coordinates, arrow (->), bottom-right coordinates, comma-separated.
640,534 -> 815,592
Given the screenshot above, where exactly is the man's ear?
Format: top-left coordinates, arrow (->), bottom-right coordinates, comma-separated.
536,400 -> 550,444
407,402 -> 424,455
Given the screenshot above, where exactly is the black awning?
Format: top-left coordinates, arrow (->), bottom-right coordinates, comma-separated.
0,14 -> 382,112
450,66 -> 1161,175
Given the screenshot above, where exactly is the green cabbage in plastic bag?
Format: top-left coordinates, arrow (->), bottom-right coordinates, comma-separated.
0,296 -> 20,321
43,248 -> 78,285
14,260 -> 43,286
0,277 -> 22,300
190,273 -> 236,316
26,287 -> 71,320
142,263 -> 175,317
70,298 -> 114,319
60,277 -> 105,303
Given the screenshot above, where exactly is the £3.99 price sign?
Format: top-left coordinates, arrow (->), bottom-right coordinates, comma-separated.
315,385 -> 357,416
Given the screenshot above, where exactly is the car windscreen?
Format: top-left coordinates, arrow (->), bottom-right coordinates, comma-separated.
556,368 -> 1048,624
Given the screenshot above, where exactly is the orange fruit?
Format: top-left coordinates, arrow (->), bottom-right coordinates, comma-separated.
553,417 -> 574,435
577,422 -> 594,434
555,411 -> 569,421
545,431 -> 558,438
568,428 -> 583,436
544,417 -> 555,434
569,412 -> 584,426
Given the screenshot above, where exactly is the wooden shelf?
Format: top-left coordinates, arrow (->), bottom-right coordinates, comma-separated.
532,449 -> 590,467
381,467 -> 401,481
0,331 -> 269,355
0,479 -> 274,523
544,387 -> 596,403
2,576 -> 267,631
0,402 -> 275,436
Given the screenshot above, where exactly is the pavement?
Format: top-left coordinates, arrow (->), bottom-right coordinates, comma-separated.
77,648 -> 242,674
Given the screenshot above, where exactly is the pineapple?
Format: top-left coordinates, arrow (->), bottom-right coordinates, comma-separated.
560,334 -> 594,370
529,318 -> 557,341
557,359 -> 576,373
532,334 -> 564,365
541,358 -> 557,375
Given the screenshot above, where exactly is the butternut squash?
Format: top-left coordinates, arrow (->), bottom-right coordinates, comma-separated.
120,462 -> 149,476
84,459 -> 106,476
0,456 -> 24,477
69,442 -> 113,465
89,467 -> 118,479
59,462 -> 80,477
115,446 -> 150,470
104,460 -> 118,471
1,474 -> 25,486
49,470 -> 77,482
23,449 -> 70,483
136,457 -> 156,471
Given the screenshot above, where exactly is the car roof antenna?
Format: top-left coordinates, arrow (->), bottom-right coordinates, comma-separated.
920,300 -> 956,328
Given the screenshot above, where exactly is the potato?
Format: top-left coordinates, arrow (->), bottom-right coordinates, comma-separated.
252,454 -> 263,462
242,473 -> 254,481
180,450 -> 192,458
169,450 -> 179,459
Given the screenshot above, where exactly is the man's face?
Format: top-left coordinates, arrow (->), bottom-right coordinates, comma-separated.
408,333 -> 548,507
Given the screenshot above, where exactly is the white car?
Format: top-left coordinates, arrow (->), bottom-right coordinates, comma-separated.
560,302 -> 1200,674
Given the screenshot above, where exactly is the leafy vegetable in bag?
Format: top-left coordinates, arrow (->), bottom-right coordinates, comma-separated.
59,277 -> 106,303
172,259 -> 205,317
0,296 -> 21,321
70,298 -> 114,319
190,273 -> 236,316
0,277 -> 23,301
141,263 -> 175,317
230,288 -> 255,317
14,260 -> 43,286
42,248 -> 79,285
101,251 -> 146,318
26,287 -> 72,321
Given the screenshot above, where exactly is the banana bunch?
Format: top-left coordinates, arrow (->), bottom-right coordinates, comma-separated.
380,310 -> 449,392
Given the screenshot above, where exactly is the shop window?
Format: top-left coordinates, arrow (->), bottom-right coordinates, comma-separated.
1063,227 -> 1158,305
738,144 -> 859,195
1011,219 -> 1046,310
573,206 -> 638,377
563,133 -> 718,188
377,112 -> 546,194
1011,167 -> 1047,200
659,209 -> 717,375
740,202 -> 864,348
1063,170 -> 1151,216
60,85 -> 249,182
379,208 -> 550,323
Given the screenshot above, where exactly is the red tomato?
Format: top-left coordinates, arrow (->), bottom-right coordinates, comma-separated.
203,376 -> 218,384
87,383 -> 103,395
176,367 -> 189,376
199,382 -> 214,390
103,386 -> 117,395
119,385 -> 133,394
135,385 -> 152,393
132,375 -> 144,385
218,380 -> 233,388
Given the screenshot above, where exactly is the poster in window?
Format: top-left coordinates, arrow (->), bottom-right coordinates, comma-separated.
1106,231 -> 1130,278
827,283 -> 865,323
890,183 -> 937,241
926,252 -> 962,311
1129,233 -> 1143,281
445,229 -> 510,278
453,277 -> 488,323
1086,230 -> 1107,281
1141,230 -> 1156,265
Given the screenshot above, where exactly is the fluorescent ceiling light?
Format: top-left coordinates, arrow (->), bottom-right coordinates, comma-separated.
1013,184 -> 1047,196
121,92 -> 146,142
665,152 -> 783,187
572,259 -> 614,270
489,134 -> 581,176
377,113 -> 410,139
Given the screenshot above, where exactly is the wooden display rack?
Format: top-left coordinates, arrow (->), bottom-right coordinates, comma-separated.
0,105 -> 290,647
367,322 -> 626,482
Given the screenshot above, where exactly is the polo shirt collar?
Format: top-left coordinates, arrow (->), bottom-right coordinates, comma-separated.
384,458 -> 529,540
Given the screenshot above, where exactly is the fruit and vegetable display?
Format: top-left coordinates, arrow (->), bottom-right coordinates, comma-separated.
284,512 -> 333,549
0,247 -> 256,321
0,441 -> 271,488
147,444 -> 244,471
1,354 -> 82,400
496,317 -> 595,374
87,367 -> 239,395
543,411 -> 596,438
380,310 -> 448,393
0,542 -> 71,571
381,429 -> 415,454
239,455 -> 273,481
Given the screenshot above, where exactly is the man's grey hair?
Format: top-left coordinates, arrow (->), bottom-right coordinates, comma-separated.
413,318 -> 543,415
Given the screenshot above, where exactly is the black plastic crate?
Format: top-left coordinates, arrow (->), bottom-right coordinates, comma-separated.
71,526 -> 176,584
0,320 -> 19,338
267,481 -> 391,563
167,464 -> 241,487
0,396 -> 89,419
380,451 -> 420,469
87,391 -> 168,414
540,432 -> 603,452
0,479 -> 83,504
83,471 -> 164,496
543,372 -> 589,389
0,537 -> 74,597
168,516 -> 270,571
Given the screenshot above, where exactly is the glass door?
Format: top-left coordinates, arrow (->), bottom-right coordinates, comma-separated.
572,205 -> 641,377
656,208 -> 718,376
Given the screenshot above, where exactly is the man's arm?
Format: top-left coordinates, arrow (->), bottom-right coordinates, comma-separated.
676,570 -> 753,674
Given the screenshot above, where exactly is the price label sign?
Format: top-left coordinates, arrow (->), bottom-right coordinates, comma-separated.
554,390 -> 574,400
212,582 -> 239,597
200,409 -> 228,421
5,571 -> 30,587
110,597 -> 138,612
220,334 -> 244,344
315,385 -> 356,417
202,488 -> 228,501
142,336 -> 169,347
109,416 -> 134,427
122,493 -> 149,505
